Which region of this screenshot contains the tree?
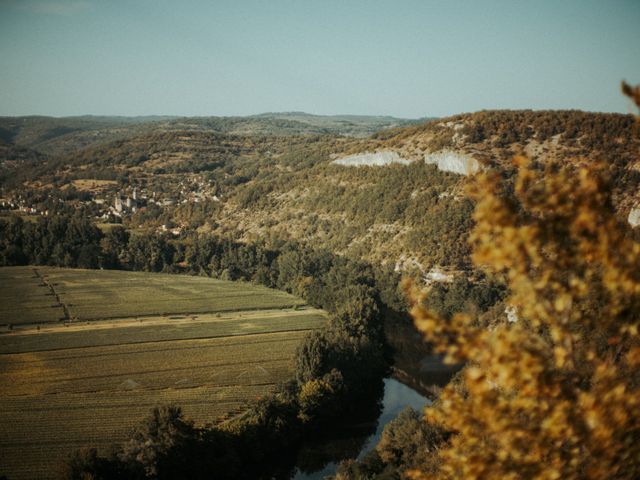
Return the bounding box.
[297,369,345,424]
[127,233,174,272]
[407,156,640,479]
[58,447,140,480]
[119,406,195,477]
[376,407,446,471]
[333,284,380,336]
[100,226,130,269]
[77,244,101,269]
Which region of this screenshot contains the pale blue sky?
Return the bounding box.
[1,0,639,117]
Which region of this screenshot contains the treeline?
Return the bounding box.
[0,214,104,268]
[458,110,636,149]
[0,213,183,273]
[0,215,170,271]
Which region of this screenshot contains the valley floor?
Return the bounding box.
[0,267,326,480]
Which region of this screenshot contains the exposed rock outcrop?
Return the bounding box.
[505,305,519,323]
[628,207,640,227]
[425,267,454,284]
[333,150,411,166]
[424,150,481,176]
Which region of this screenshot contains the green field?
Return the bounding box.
[0,267,326,480]
[0,266,306,326]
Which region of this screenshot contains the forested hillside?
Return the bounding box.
[2,110,637,278]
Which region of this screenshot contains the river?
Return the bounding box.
[292,377,430,479]
[290,314,461,479]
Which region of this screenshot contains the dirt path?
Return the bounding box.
[4,306,326,336]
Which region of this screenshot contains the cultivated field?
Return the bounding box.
[0,266,306,327]
[0,267,65,326]
[0,266,325,480]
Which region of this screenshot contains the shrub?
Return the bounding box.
[407,158,640,479]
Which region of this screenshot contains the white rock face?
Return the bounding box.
[394,255,426,274]
[333,150,411,167]
[425,267,454,284]
[505,305,519,323]
[628,208,640,227]
[424,150,480,176]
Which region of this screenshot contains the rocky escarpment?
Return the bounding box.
[628,207,640,227]
[333,150,411,166]
[334,149,481,176]
[423,150,481,176]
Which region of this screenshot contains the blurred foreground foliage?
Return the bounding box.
[407,152,640,478]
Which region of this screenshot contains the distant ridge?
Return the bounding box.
[0,112,424,156]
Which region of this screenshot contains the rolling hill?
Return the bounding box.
[1,110,638,278]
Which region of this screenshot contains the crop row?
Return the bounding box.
[65,293,303,320]
[1,266,308,326]
[0,330,301,479]
[0,384,272,444]
[0,309,326,354]
[0,267,64,325]
[1,331,303,394]
[3,356,294,396]
[0,305,66,326]
[0,384,270,480]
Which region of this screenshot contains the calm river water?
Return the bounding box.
[292,377,430,479]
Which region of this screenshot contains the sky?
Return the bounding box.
[0,0,639,118]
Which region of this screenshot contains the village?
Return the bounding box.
[0,173,220,237]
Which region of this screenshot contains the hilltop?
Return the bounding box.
[0,112,418,158]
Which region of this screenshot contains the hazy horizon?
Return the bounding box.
[1,0,639,118]
[0,107,635,121]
